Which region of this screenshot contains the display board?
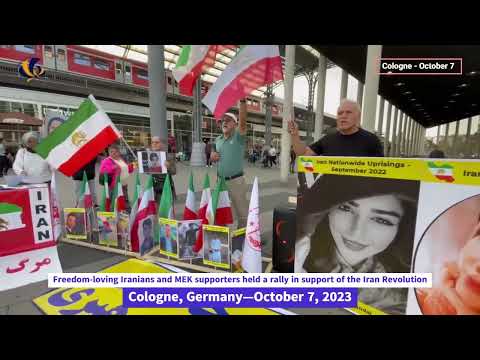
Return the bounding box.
[0,184,62,292]
[297,156,480,315]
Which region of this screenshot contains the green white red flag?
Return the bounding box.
[130,175,157,253]
[193,174,211,253]
[183,173,197,220]
[35,95,121,177]
[78,171,93,209]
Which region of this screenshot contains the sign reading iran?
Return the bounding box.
[28,186,54,244]
[35,95,121,177]
[0,185,55,257]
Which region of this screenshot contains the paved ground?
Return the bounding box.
[0,160,350,315]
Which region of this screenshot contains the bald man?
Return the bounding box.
[288,99,384,157]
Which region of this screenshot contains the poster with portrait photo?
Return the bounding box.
[138,215,157,256]
[64,208,87,241]
[296,174,421,315]
[117,212,130,251]
[159,218,178,258]
[138,151,167,174]
[177,220,202,260]
[203,225,230,269]
[231,228,246,272]
[97,212,117,247]
[407,182,480,315]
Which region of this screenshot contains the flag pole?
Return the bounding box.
[119,136,138,161]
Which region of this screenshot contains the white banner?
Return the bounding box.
[0,246,63,292]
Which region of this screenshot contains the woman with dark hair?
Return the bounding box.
[296,174,420,314]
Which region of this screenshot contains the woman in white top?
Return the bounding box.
[13,132,51,182]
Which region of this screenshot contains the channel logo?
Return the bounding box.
[18,58,45,82]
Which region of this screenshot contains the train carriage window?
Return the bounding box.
[73,52,91,66]
[93,59,110,71]
[0,45,13,49]
[125,64,131,77]
[115,62,122,74]
[44,45,53,58]
[137,68,148,80]
[57,48,66,62]
[15,45,35,54]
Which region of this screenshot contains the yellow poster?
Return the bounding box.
[33,259,282,315]
[298,156,480,186]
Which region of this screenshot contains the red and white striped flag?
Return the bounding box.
[192,174,211,253]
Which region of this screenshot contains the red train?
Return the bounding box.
[0,45,283,116]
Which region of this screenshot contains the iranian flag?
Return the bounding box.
[130,175,157,252]
[129,173,142,239]
[242,177,262,273]
[111,175,126,213]
[203,45,284,119]
[158,175,174,219]
[131,172,143,209]
[302,160,314,172]
[35,95,121,177]
[192,174,211,253]
[428,162,455,183]
[172,45,220,96]
[100,173,111,212]
[207,177,233,226]
[183,173,197,220]
[78,171,93,209]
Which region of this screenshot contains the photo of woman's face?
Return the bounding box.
[455,229,480,311]
[328,194,404,266]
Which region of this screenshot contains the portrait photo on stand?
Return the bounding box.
[117,212,130,251]
[97,212,118,247]
[177,220,202,260]
[159,219,178,258]
[296,174,421,315]
[414,193,480,315]
[64,208,87,240]
[231,228,246,272]
[139,215,157,256]
[203,225,230,269]
[138,151,167,174]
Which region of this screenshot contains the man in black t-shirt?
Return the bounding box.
[288,99,384,157]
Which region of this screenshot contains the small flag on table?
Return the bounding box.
[183,173,197,220]
[193,174,211,253]
[130,175,157,253]
[112,175,126,213]
[158,175,175,219]
[100,173,111,212]
[78,171,93,209]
